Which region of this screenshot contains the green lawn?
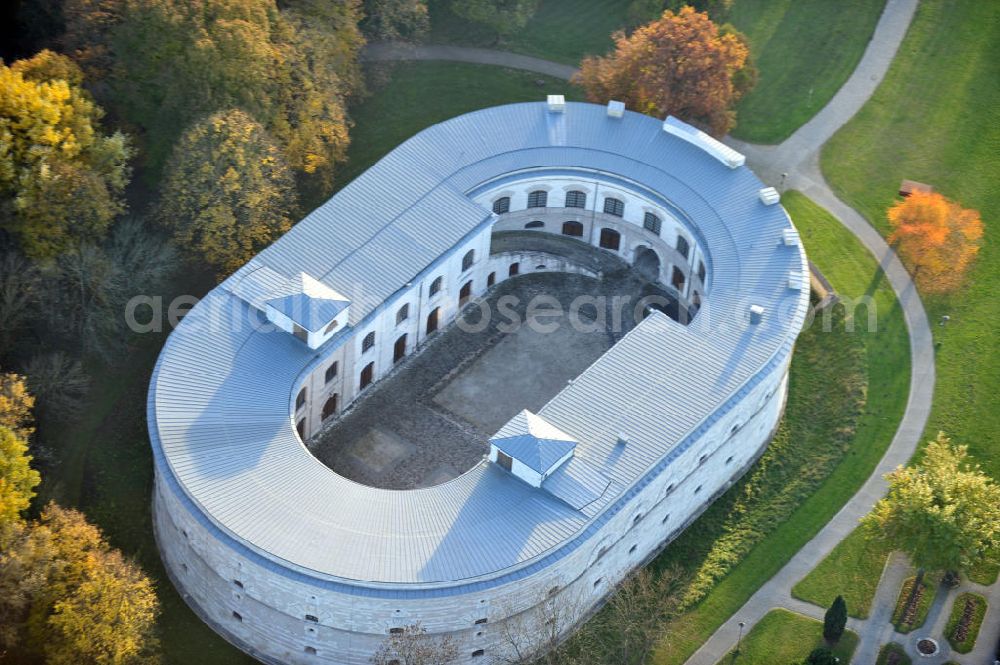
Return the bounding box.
[425,0,629,65]
[728,0,886,143]
[891,574,939,634]
[822,0,1000,478]
[714,609,859,665]
[339,62,582,188]
[945,592,987,654]
[650,191,909,664]
[792,527,891,619]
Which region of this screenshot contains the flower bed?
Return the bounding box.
[891,575,938,633]
[945,592,987,653]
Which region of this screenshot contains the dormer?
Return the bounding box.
[489,410,577,487]
[264,272,351,349]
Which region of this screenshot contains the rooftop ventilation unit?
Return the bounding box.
[788,271,806,290]
[782,228,800,246]
[759,187,780,205]
[617,433,630,446]
[662,116,745,169]
[547,95,566,113]
[749,305,765,325]
[607,100,625,118]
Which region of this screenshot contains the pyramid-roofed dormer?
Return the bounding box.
[265,272,350,332]
[490,410,577,487]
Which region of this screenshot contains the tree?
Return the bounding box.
[803,646,838,665]
[0,426,40,532]
[574,7,753,136]
[887,191,983,294]
[361,0,429,42]
[371,623,458,665]
[0,51,132,258]
[450,0,539,41]
[90,0,356,185]
[0,252,41,353]
[596,567,683,665]
[0,371,35,440]
[823,595,847,644]
[862,433,1000,585]
[157,110,297,277]
[21,353,90,421]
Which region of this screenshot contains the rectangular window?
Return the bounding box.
[527,190,547,208]
[362,331,376,353]
[698,261,706,283]
[643,212,662,235]
[565,190,586,208]
[492,197,510,214]
[497,451,513,472]
[324,362,338,384]
[396,303,409,325]
[603,197,624,217]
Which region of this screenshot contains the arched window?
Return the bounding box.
[527,190,547,208]
[393,334,407,363]
[487,272,496,287]
[322,394,338,420]
[643,212,662,235]
[296,419,306,438]
[562,220,583,237]
[296,388,306,410]
[324,318,339,335]
[599,228,621,250]
[362,331,376,352]
[603,197,624,217]
[676,235,691,260]
[462,249,475,271]
[426,307,440,334]
[324,361,338,384]
[429,276,443,296]
[508,262,519,277]
[672,266,686,291]
[396,303,409,325]
[360,362,375,390]
[492,196,510,214]
[525,220,544,229]
[459,280,472,306]
[565,190,586,208]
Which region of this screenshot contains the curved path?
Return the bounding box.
[362,0,941,661]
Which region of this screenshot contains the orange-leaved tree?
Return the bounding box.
[887,191,983,294]
[573,6,752,136]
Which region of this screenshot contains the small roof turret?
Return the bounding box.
[491,410,577,481]
[265,272,350,333]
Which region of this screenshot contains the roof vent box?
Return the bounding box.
[782,228,800,246]
[759,187,780,205]
[547,95,566,113]
[788,271,806,290]
[749,304,765,325]
[607,100,625,118]
[490,410,576,487]
[661,116,745,169]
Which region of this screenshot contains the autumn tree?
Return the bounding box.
[887,191,983,294]
[157,110,297,278]
[371,623,458,665]
[0,50,132,258]
[0,426,40,532]
[71,0,357,188]
[574,6,753,136]
[450,0,539,41]
[361,0,429,42]
[0,371,36,440]
[862,433,1000,588]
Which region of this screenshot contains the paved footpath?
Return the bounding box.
[359,3,1000,662]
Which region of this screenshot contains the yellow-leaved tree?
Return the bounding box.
[156,109,298,278]
[0,50,132,258]
[0,426,40,534]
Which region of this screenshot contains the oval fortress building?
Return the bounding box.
[149,99,810,664]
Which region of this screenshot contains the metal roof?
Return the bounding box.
[148,102,809,589]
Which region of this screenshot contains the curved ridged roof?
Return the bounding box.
[148,102,809,587]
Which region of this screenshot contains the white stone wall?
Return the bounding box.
[155,355,790,665]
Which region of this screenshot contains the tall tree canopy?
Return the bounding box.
[0,50,131,258]
[0,426,39,532]
[361,0,429,42]
[157,109,297,278]
[574,7,752,136]
[64,0,359,187]
[450,0,538,40]
[0,371,35,440]
[862,433,1000,576]
[887,191,983,294]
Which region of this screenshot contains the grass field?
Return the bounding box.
[728,0,885,143]
[822,0,1000,477]
[714,609,859,665]
[338,62,582,187]
[650,191,909,664]
[945,592,987,654]
[792,527,891,619]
